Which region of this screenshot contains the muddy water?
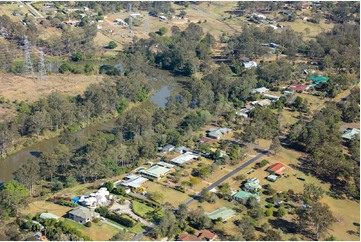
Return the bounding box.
[0,82,175,182]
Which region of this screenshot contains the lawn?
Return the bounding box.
[143,182,190,207]
[63,219,120,241]
[24,200,72,218]
[106,219,145,234]
[132,201,154,218]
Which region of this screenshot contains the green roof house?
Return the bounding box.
[342,128,360,140]
[243,178,261,192]
[233,191,260,203]
[310,75,330,85]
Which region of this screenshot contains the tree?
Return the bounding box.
[234,216,256,241]
[158,27,168,36]
[302,184,324,204]
[262,229,282,241]
[179,10,186,18]
[14,160,40,195]
[270,136,281,155]
[148,191,164,203]
[108,41,118,49]
[296,202,336,240]
[218,183,231,196]
[102,182,114,192]
[0,180,30,217]
[158,209,179,238]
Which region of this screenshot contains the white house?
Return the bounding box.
[243,61,258,69]
[251,87,269,94]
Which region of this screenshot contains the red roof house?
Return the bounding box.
[195,230,218,241]
[267,163,285,175]
[289,84,309,92]
[177,233,201,241]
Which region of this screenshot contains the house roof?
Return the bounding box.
[120,175,149,188]
[195,230,218,240]
[68,207,99,220]
[310,75,329,84]
[177,233,201,241]
[244,61,258,69]
[263,94,280,100]
[289,84,309,91]
[251,87,269,94]
[171,152,198,165]
[342,128,360,140]
[267,163,285,175]
[157,161,175,169]
[39,213,60,220]
[140,165,170,178]
[162,144,175,151]
[233,191,260,201]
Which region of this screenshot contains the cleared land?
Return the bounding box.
[0,73,105,102]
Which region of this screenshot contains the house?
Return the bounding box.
[263,94,280,101]
[267,163,285,175]
[207,127,232,139]
[78,187,110,208]
[243,61,258,69]
[157,161,175,169]
[267,174,278,182]
[68,207,100,224]
[283,90,294,97]
[233,190,260,203]
[289,84,309,92]
[162,144,175,153]
[174,146,189,154]
[139,165,171,180]
[83,6,90,11]
[310,75,330,85]
[116,174,149,188]
[342,128,360,140]
[194,229,218,241]
[115,18,127,26]
[257,99,272,107]
[44,2,55,7]
[42,8,58,13]
[177,233,201,241]
[130,13,141,18]
[13,10,24,16]
[251,87,269,94]
[39,213,60,220]
[244,178,261,192]
[170,152,198,166]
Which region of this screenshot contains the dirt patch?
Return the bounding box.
[0,73,105,102]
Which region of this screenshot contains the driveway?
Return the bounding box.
[110,200,153,227]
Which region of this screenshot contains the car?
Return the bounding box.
[114,208,121,212]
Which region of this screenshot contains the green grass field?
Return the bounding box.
[132,201,154,218]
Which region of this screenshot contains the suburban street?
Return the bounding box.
[183,148,269,207]
[132,147,269,241]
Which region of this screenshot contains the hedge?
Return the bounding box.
[95,207,136,228]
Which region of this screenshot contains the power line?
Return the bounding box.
[23,35,34,77]
[38,49,47,81]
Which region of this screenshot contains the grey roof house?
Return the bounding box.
[68,207,100,224]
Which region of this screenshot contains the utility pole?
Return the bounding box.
[23,35,34,77]
[38,49,47,80]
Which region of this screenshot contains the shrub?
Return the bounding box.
[256,159,269,168]
[113,186,126,196]
[93,218,100,223]
[108,41,118,49]
[95,207,136,227]
[85,221,92,227]
[265,209,273,217]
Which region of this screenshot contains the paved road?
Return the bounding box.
[23,1,43,18]
[183,148,269,207]
[132,146,269,241]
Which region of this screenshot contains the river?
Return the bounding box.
[0,78,175,182]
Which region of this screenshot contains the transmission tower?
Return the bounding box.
[145,13,150,36]
[38,50,47,80]
[127,3,133,36]
[23,35,34,76]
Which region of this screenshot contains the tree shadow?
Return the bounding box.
[268,218,298,234]
[30,151,42,158]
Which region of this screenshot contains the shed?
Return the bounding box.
[119,175,149,188]
[170,152,198,166]
[140,165,171,180]
[267,175,278,182]
[263,94,280,100]
[162,144,175,153]
[39,213,60,220]
[157,161,175,169]
[13,10,24,16]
